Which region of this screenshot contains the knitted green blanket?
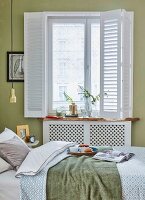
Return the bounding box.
[47,156,122,200]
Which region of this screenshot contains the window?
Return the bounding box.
[48,19,100,112]
[59,86,67,101]
[51,21,85,111]
[24,10,133,118]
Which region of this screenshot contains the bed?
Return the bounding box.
[1,128,145,200]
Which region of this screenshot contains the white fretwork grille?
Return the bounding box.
[90,124,125,146]
[49,124,84,143]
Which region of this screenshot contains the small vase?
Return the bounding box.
[84,97,92,117]
[91,101,100,117]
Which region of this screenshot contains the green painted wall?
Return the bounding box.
[0,0,144,146]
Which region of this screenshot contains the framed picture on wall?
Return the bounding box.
[16,125,29,141]
[7,51,24,82]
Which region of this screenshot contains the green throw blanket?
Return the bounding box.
[47,156,122,200]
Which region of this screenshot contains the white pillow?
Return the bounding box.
[0,128,15,142]
[0,128,28,148]
[0,157,13,174]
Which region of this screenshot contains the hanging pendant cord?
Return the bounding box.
[11,0,13,88]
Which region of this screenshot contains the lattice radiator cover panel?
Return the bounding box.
[49,124,84,143]
[43,121,131,146]
[90,124,125,146]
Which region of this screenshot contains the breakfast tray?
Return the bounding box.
[68,151,97,156]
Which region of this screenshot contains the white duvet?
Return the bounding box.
[16,141,75,177]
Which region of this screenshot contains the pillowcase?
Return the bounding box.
[0,128,29,147]
[0,128,30,169]
[0,157,13,174]
[0,128,16,142]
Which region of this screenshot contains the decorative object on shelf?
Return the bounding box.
[91,102,100,117]
[64,91,74,104]
[65,114,78,117]
[46,115,63,119]
[9,0,16,103]
[80,107,87,118]
[84,97,92,117]
[7,51,24,82]
[69,103,78,115]
[25,135,30,143]
[78,85,100,104]
[56,107,65,117]
[16,125,39,148]
[29,135,35,143]
[78,85,100,117]
[64,91,78,116]
[26,140,39,148]
[16,125,29,142]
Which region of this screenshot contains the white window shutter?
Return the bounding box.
[100,10,122,118]
[24,12,47,117]
[122,10,133,118]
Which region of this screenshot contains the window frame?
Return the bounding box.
[24,11,133,118]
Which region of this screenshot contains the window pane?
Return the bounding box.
[52,23,85,110]
[91,23,100,111]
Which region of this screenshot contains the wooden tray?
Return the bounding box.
[68,151,97,156]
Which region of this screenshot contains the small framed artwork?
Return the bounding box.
[7,51,24,82]
[16,125,29,141]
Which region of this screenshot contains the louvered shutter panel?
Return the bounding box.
[24,12,47,117]
[122,10,133,118]
[100,10,122,118]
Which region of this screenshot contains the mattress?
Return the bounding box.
[0,146,145,200]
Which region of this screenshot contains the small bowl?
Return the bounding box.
[90,147,98,152]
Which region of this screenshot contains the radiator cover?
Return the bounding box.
[43,121,131,146]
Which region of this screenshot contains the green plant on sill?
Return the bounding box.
[64,91,74,104]
[78,85,100,105]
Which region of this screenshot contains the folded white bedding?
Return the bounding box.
[16,141,75,177]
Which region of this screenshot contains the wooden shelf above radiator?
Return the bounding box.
[42,117,140,122]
